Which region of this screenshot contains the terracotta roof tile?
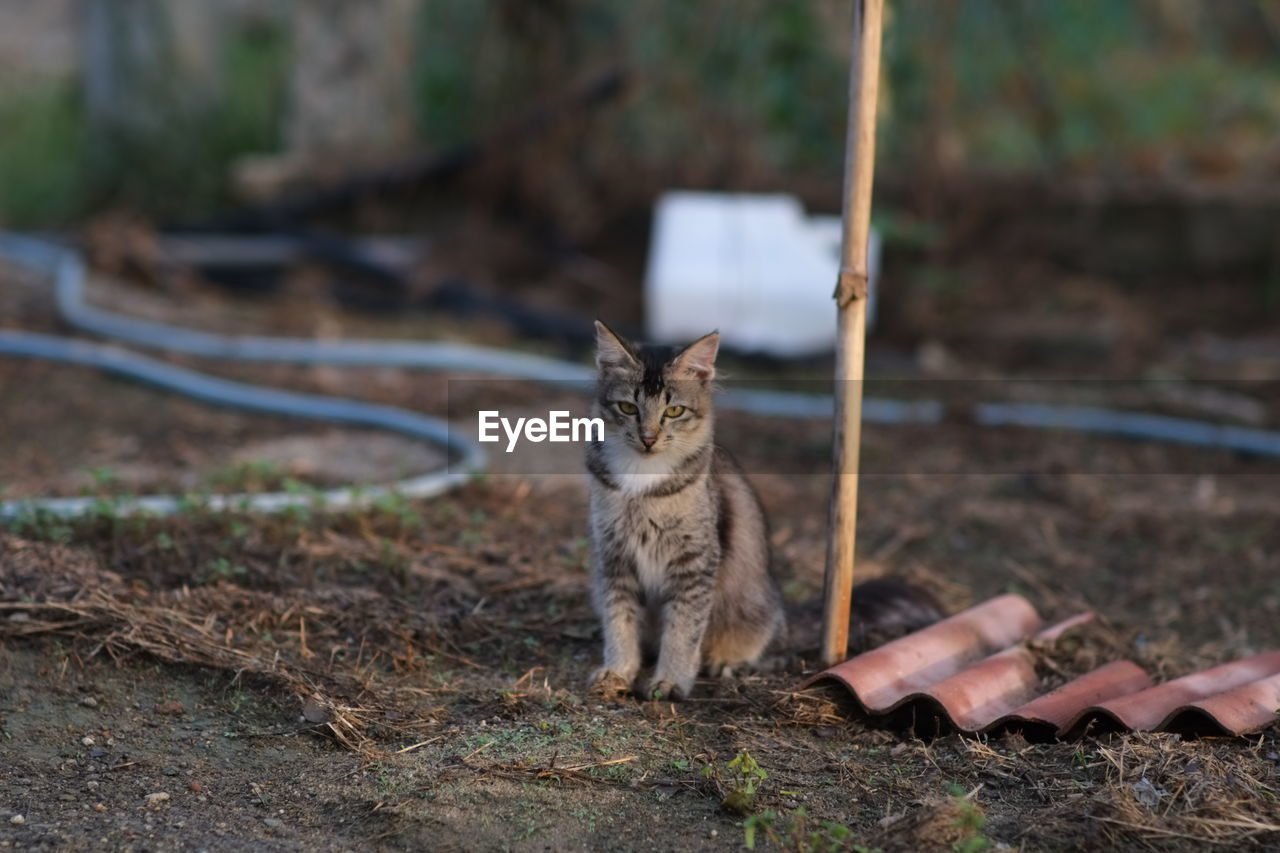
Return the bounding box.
[807,595,1280,739]
[1063,651,1280,737]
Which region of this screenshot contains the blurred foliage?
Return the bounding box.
[0,83,89,224]
[887,0,1280,177]
[1,0,1278,226]
[414,0,1279,181]
[0,18,287,225]
[415,0,851,179]
[83,18,289,220]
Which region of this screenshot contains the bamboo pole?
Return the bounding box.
[821,0,885,667]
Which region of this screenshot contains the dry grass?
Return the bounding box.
[1,530,473,755]
[1092,734,1280,847]
[869,789,989,853]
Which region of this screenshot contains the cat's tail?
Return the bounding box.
[786,577,947,658]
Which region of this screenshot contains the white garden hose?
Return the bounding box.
[1,231,1278,519]
[0,328,485,518]
[0,234,488,518]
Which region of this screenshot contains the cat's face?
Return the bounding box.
[592,321,717,459]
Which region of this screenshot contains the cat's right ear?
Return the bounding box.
[595,320,640,373]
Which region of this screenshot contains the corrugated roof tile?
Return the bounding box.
[807,595,1280,739]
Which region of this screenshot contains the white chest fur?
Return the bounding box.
[633,525,671,596]
[589,439,712,596]
[606,452,681,494]
[593,486,710,601]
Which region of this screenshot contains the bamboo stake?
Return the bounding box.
[821,0,885,667]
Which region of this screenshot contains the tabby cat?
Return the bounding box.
[585,322,944,700]
[585,321,782,700]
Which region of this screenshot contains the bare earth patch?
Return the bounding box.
[3,453,1278,851]
[2,262,1279,850]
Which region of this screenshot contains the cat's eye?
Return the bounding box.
[616,401,638,415]
[664,405,686,418]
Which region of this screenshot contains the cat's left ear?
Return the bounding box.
[672,331,719,382]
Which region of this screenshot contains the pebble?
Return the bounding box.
[263,818,284,829]
[89,749,106,759]
[79,697,98,709]
[81,736,95,747]
[163,766,180,776]
[144,792,170,807]
[9,815,24,826]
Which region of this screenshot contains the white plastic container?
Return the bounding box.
[645,191,879,357]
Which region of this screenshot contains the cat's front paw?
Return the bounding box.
[641,677,692,702]
[587,668,634,699]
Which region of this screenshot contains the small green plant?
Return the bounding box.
[88,495,126,522]
[743,810,777,850]
[5,506,74,543]
[203,556,248,583]
[371,492,424,531]
[713,750,769,815]
[88,467,121,491]
[175,492,213,516]
[207,460,286,493]
[795,813,862,853]
[740,806,878,852]
[945,784,991,853]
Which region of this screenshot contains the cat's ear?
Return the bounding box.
[672,331,719,382]
[595,320,640,373]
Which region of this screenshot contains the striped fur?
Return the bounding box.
[586,321,784,700]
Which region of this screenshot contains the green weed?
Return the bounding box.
[945,784,991,853]
[705,749,769,815]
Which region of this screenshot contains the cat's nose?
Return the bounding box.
[640,434,657,448]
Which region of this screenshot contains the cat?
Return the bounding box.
[585,321,944,701]
[585,321,782,700]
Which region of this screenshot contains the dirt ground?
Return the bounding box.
[2,251,1280,851]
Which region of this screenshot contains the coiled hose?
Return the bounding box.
[2,231,1278,519]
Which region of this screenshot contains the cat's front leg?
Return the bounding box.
[589,555,643,696]
[646,554,715,700]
